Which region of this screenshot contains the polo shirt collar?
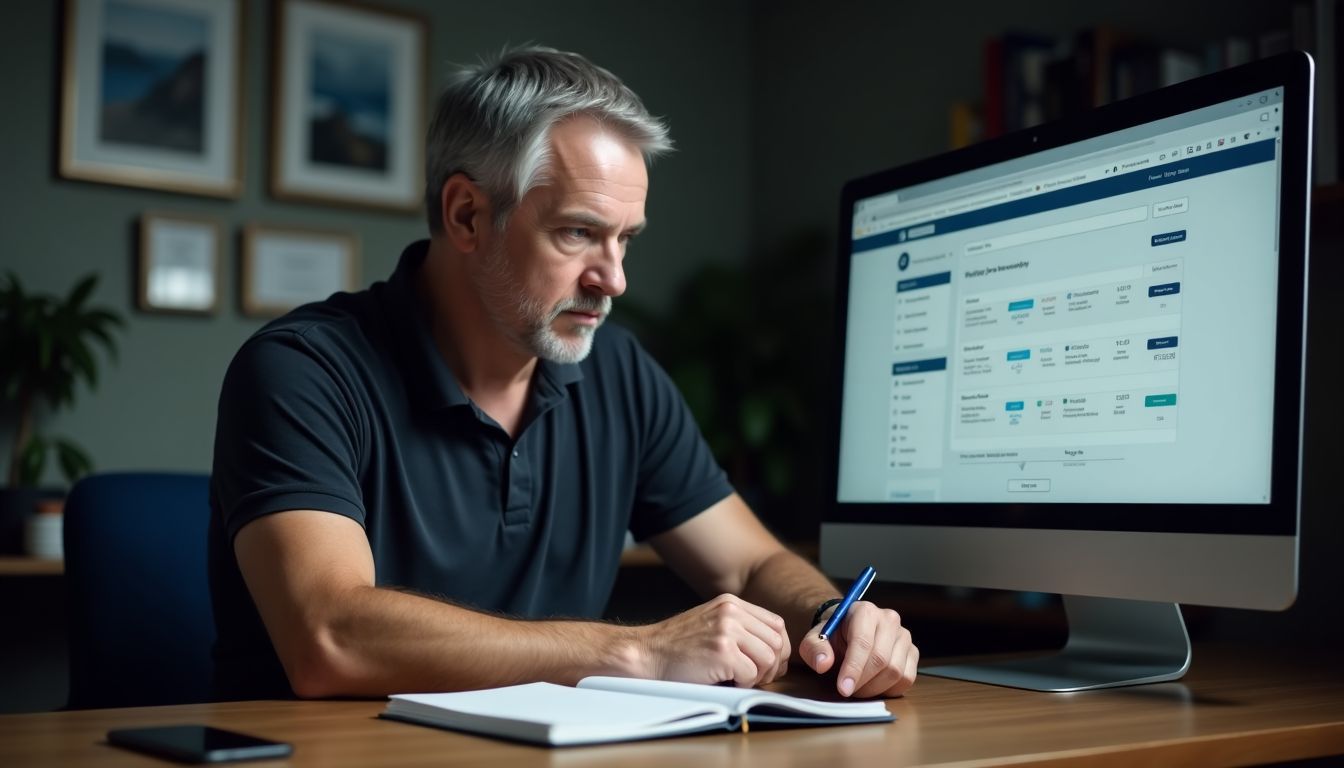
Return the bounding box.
[383,240,585,414]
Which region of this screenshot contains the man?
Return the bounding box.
[209,46,917,701]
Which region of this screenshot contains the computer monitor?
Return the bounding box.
[821,52,1313,691]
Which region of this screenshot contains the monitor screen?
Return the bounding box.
[839,91,1283,508]
[822,53,1311,623]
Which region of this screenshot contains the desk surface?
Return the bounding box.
[0,556,63,575]
[2,645,1341,768]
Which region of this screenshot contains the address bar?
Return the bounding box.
[963,205,1149,257]
[876,189,1012,229]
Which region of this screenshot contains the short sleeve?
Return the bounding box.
[211,329,366,543]
[625,336,734,541]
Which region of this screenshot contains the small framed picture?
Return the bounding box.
[60,0,244,197]
[270,0,427,212]
[241,224,360,317]
[137,212,222,315]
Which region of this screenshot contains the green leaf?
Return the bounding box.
[66,274,98,311]
[67,336,98,389]
[85,323,120,362]
[3,271,23,298]
[37,326,52,371]
[739,393,775,448]
[18,434,47,487]
[53,438,93,485]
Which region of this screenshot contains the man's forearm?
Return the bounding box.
[289,585,643,698]
[737,549,842,656]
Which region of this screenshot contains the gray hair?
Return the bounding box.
[425,46,673,233]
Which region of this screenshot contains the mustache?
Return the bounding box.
[553,294,612,316]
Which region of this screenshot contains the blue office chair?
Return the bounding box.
[63,472,216,709]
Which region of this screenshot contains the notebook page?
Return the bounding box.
[389,682,727,729]
[577,677,890,719]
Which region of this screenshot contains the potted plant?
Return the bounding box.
[0,272,124,553]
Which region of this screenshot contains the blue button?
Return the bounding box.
[1147,336,1179,349]
[1149,282,1181,297]
[1005,401,1024,411]
[1144,394,1178,407]
[1007,299,1035,311]
[1006,349,1031,361]
[892,357,948,376]
[896,271,952,293]
[1151,230,1187,246]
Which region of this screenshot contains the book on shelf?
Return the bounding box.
[381,676,895,747]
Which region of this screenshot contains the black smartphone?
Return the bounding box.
[106,725,293,763]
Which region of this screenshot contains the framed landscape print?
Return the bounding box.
[138,211,222,314]
[60,0,243,197]
[241,224,360,317]
[271,0,427,212]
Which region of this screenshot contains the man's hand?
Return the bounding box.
[636,593,791,688]
[798,602,917,698]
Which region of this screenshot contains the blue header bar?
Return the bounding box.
[853,138,1276,255]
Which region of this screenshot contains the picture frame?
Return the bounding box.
[271,0,428,212]
[241,224,360,317]
[60,0,244,197]
[137,211,222,315]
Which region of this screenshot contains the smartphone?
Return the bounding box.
[107,725,293,763]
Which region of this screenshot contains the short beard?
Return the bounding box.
[472,240,610,364]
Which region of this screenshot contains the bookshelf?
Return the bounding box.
[956,4,1340,185]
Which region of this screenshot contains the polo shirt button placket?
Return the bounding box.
[503,442,531,527]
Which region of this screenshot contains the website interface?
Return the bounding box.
[838,88,1284,505]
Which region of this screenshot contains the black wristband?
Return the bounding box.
[811,598,843,628]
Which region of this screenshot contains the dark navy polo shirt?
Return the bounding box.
[207,240,733,699]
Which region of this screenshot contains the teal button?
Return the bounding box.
[1144,394,1178,407]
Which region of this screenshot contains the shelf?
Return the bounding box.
[0,557,63,576]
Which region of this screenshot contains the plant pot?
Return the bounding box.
[24,512,63,560]
[0,487,61,555]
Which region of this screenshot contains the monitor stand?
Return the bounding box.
[920,595,1191,692]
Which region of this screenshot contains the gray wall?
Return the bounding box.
[0,0,753,482]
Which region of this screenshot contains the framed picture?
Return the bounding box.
[60,0,244,197]
[137,212,222,314]
[241,224,360,317]
[271,0,427,212]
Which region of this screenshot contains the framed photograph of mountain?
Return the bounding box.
[60,0,243,197]
[271,0,427,212]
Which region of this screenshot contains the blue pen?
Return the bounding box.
[818,566,877,641]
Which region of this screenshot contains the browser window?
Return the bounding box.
[837,88,1285,505]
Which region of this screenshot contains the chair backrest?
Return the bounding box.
[63,472,215,709]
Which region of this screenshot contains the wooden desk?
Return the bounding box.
[0,556,63,576]
[1,646,1341,767]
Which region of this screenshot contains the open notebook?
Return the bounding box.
[381,676,894,746]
